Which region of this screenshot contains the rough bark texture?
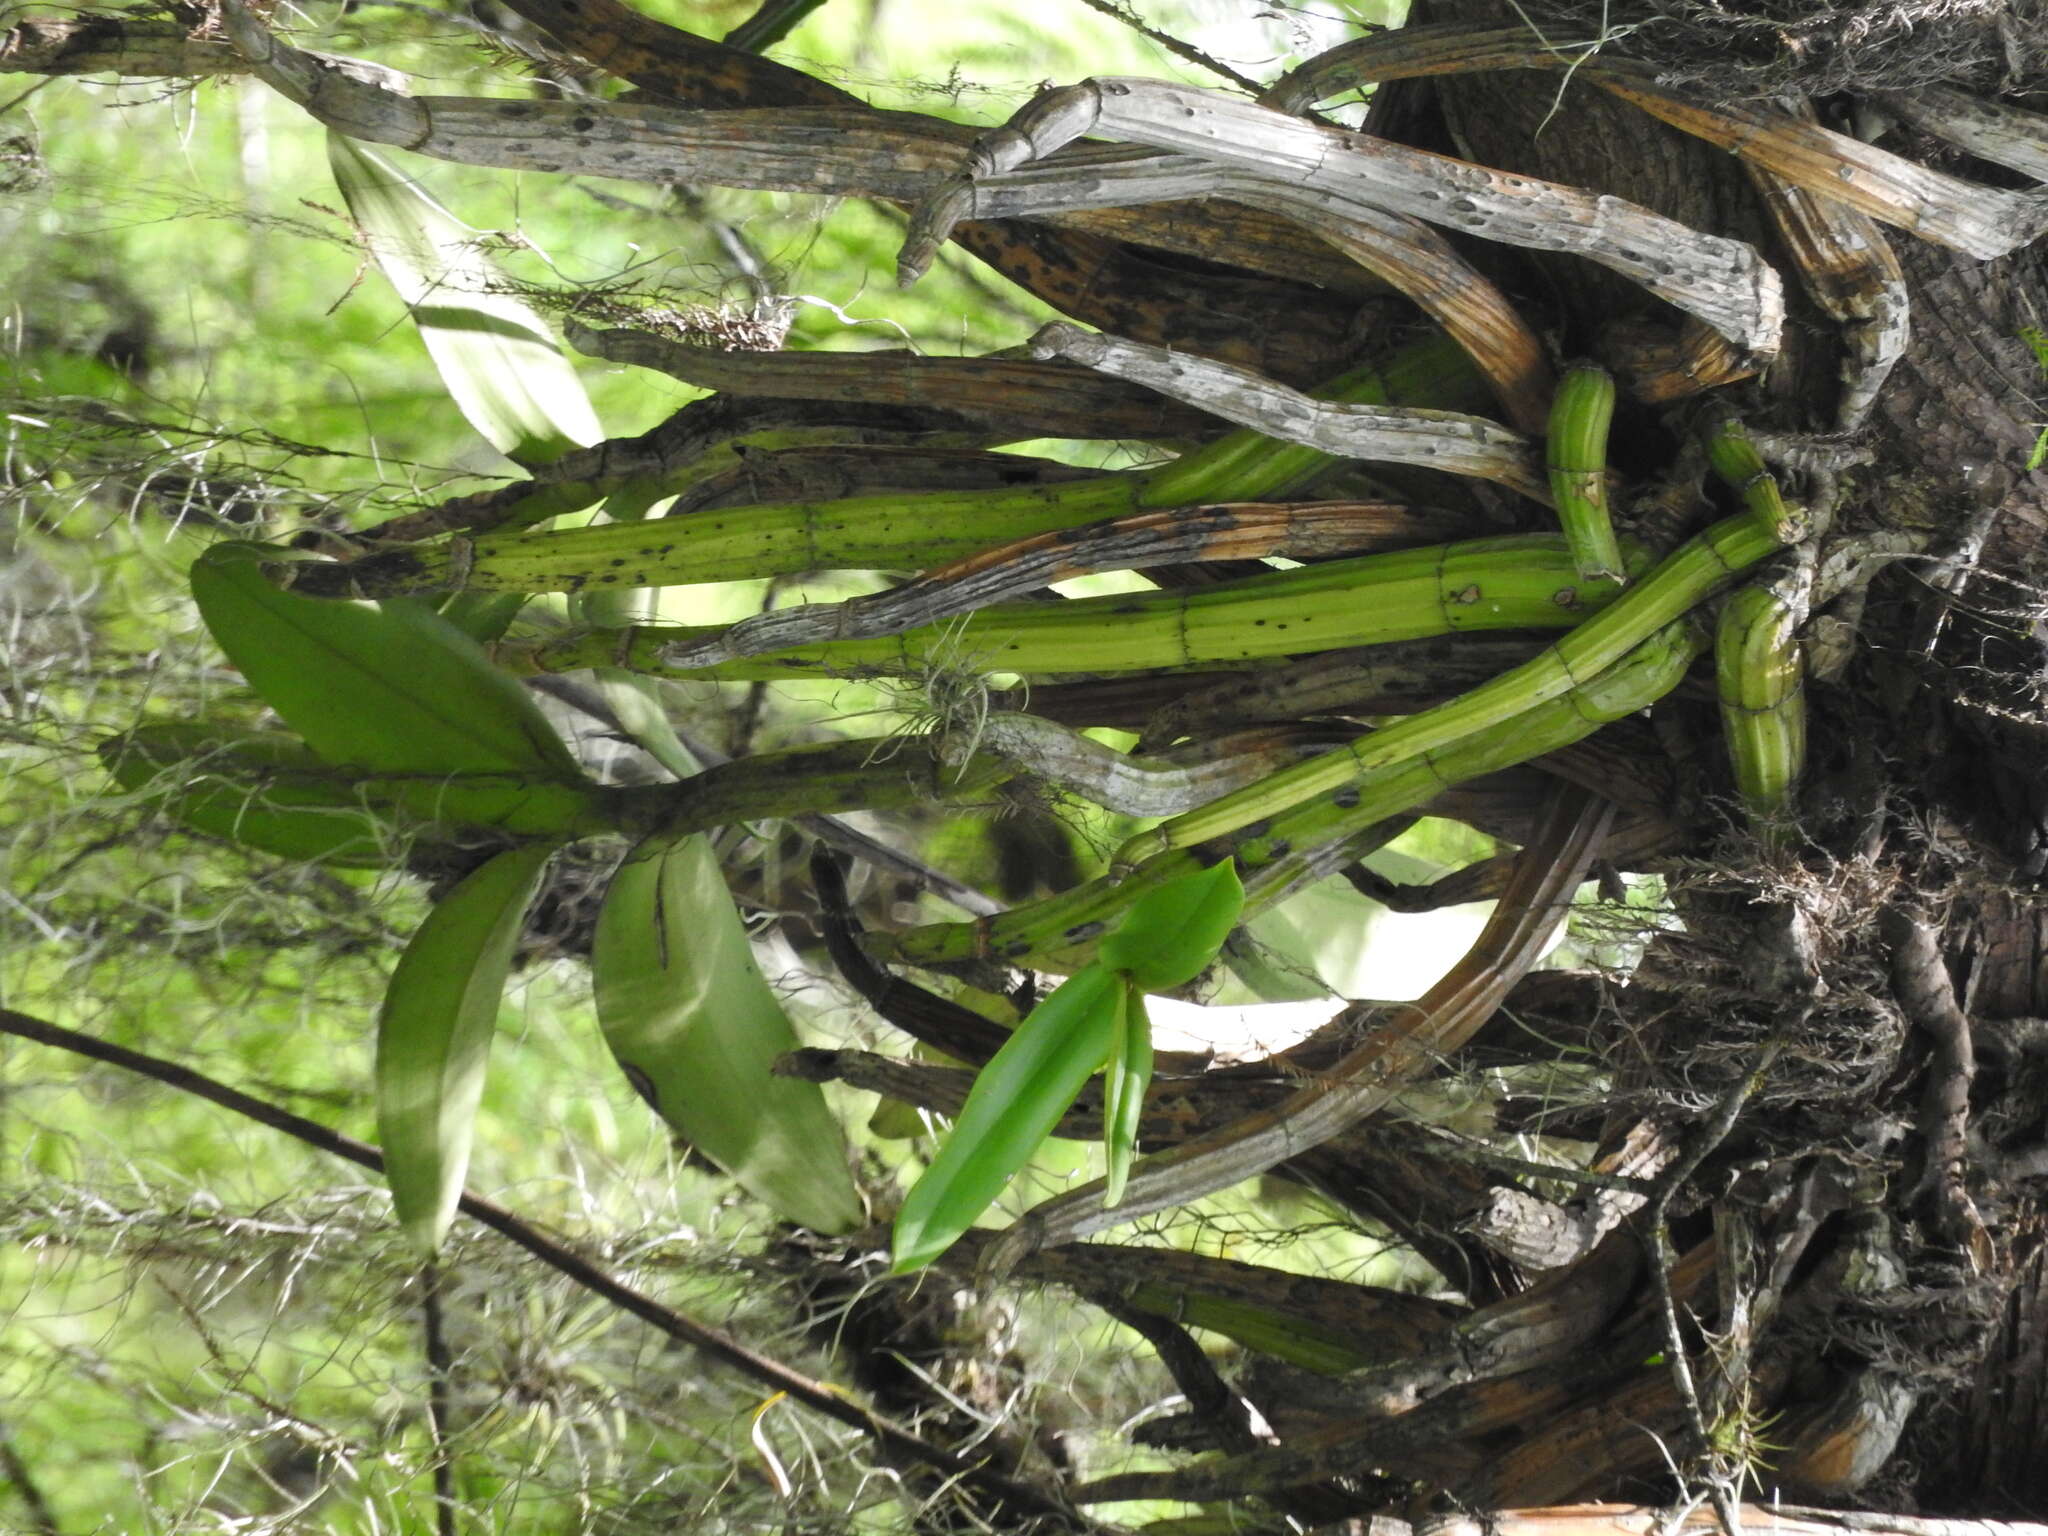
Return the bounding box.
[1428,0,2048,1514]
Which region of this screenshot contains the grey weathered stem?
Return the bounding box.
[901,76,1784,355]
[1745,99,1909,431]
[1875,85,2048,185]
[951,715,1337,817]
[0,14,404,85]
[1027,323,1549,501]
[1267,23,2048,260]
[956,160,1557,431]
[197,0,1342,292]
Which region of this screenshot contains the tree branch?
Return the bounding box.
[0,1007,1088,1531]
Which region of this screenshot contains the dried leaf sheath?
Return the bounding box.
[1877,85,2048,184]
[561,326,1224,443]
[949,716,1345,819]
[970,171,1560,431]
[1026,324,1549,501]
[1742,101,1909,432]
[1268,23,2048,260]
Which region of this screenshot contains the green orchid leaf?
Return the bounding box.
[191,542,587,789]
[328,135,602,466]
[892,963,1123,1272]
[430,592,531,645]
[100,720,619,850]
[376,842,555,1254]
[592,834,863,1234]
[592,669,700,783]
[100,723,400,867]
[1097,859,1246,992]
[1101,981,1152,1207]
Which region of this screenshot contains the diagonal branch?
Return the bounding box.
[0,1007,1089,1530]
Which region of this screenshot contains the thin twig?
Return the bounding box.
[1419,1130,1661,1195]
[0,1425,62,1536]
[0,1007,1086,1531]
[1069,0,1265,95]
[420,1262,458,1536]
[1086,1294,1276,1454]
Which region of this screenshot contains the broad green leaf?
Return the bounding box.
[101,723,398,867]
[592,834,863,1234]
[1097,859,1246,992]
[1101,981,1151,1207]
[593,669,700,782]
[377,842,555,1254]
[101,721,617,849]
[328,135,602,465]
[191,543,588,796]
[892,963,1122,1272]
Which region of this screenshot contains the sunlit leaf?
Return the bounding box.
[328,135,602,465]
[377,842,555,1254]
[1097,859,1245,992]
[892,962,1122,1272]
[191,542,588,792]
[592,833,863,1234]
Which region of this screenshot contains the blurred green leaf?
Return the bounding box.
[594,669,700,782]
[1097,859,1245,992]
[102,717,618,844]
[592,834,863,1233]
[1218,926,1333,1003]
[377,841,555,1254]
[892,962,1122,1272]
[327,135,602,465]
[430,591,531,645]
[100,723,399,866]
[191,542,588,790]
